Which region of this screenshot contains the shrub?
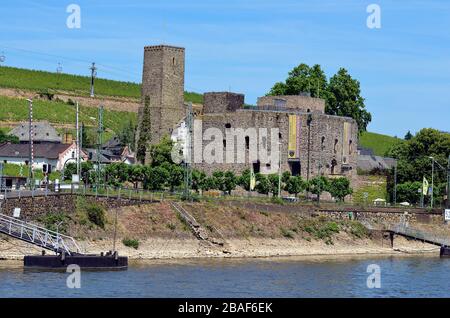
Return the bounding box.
[86,203,106,229]
[280,227,295,239]
[167,223,176,231]
[271,196,284,205]
[122,238,139,249]
[38,212,69,234]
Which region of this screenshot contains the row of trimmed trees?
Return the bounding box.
[64,136,353,201]
[78,162,352,202]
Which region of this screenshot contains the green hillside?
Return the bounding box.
[0,66,203,103]
[0,95,136,134]
[359,131,402,156]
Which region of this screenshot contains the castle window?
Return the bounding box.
[225,123,231,129]
[172,57,175,66]
[307,109,311,113]
[245,136,250,150]
[334,139,338,154]
[253,161,261,174]
[279,133,282,140]
[331,159,337,175]
[223,139,226,149]
[289,161,301,176]
[349,140,353,155]
[321,136,325,150]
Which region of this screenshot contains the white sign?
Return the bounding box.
[13,208,21,218]
[72,175,80,183]
[445,209,450,221]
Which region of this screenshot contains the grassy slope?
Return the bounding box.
[0,66,203,103]
[359,131,402,156]
[0,95,137,133]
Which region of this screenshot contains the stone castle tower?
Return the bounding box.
[136,45,185,164]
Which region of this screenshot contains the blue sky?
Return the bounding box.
[0,0,449,137]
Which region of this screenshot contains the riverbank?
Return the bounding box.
[0,235,439,261]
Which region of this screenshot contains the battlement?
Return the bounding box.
[257,95,325,114]
[203,92,245,114]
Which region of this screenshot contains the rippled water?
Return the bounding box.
[0,255,449,298]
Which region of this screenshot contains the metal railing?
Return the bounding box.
[389,223,450,247]
[0,213,81,255]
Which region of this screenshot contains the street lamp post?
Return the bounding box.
[278,141,282,198]
[429,157,435,208]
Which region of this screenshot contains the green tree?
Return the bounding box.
[0,130,19,144]
[307,176,329,200]
[128,165,145,189]
[267,174,281,196]
[404,130,413,141]
[386,128,450,205]
[327,68,371,132]
[396,181,422,204]
[284,175,306,197]
[192,169,207,193]
[118,119,136,151]
[211,171,237,195]
[143,166,169,191]
[136,96,151,163]
[105,162,130,187]
[223,171,238,195]
[149,136,174,167]
[267,64,372,132]
[328,177,353,202]
[269,64,328,99]
[81,124,97,148]
[255,173,270,196]
[162,162,184,192]
[200,176,217,192]
[238,169,252,191]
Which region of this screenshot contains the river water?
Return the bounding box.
[0,255,449,298]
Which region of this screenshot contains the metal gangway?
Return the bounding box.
[389,223,450,247]
[0,213,81,255]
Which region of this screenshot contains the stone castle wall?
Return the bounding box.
[194,100,358,183]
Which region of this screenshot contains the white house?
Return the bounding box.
[0,142,87,173]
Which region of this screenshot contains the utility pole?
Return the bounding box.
[394,162,398,206]
[278,141,282,198]
[184,102,193,200]
[96,106,104,188]
[76,101,80,180]
[27,99,34,190]
[447,155,450,209]
[306,113,312,200]
[90,62,97,98]
[430,157,435,209]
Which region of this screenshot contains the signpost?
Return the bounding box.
[444,209,450,222]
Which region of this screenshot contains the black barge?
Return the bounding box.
[24,251,128,270]
[440,246,450,258]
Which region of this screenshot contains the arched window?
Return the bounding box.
[349,140,353,155]
[225,123,231,129]
[334,139,338,154]
[321,136,325,150]
[245,136,250,150]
